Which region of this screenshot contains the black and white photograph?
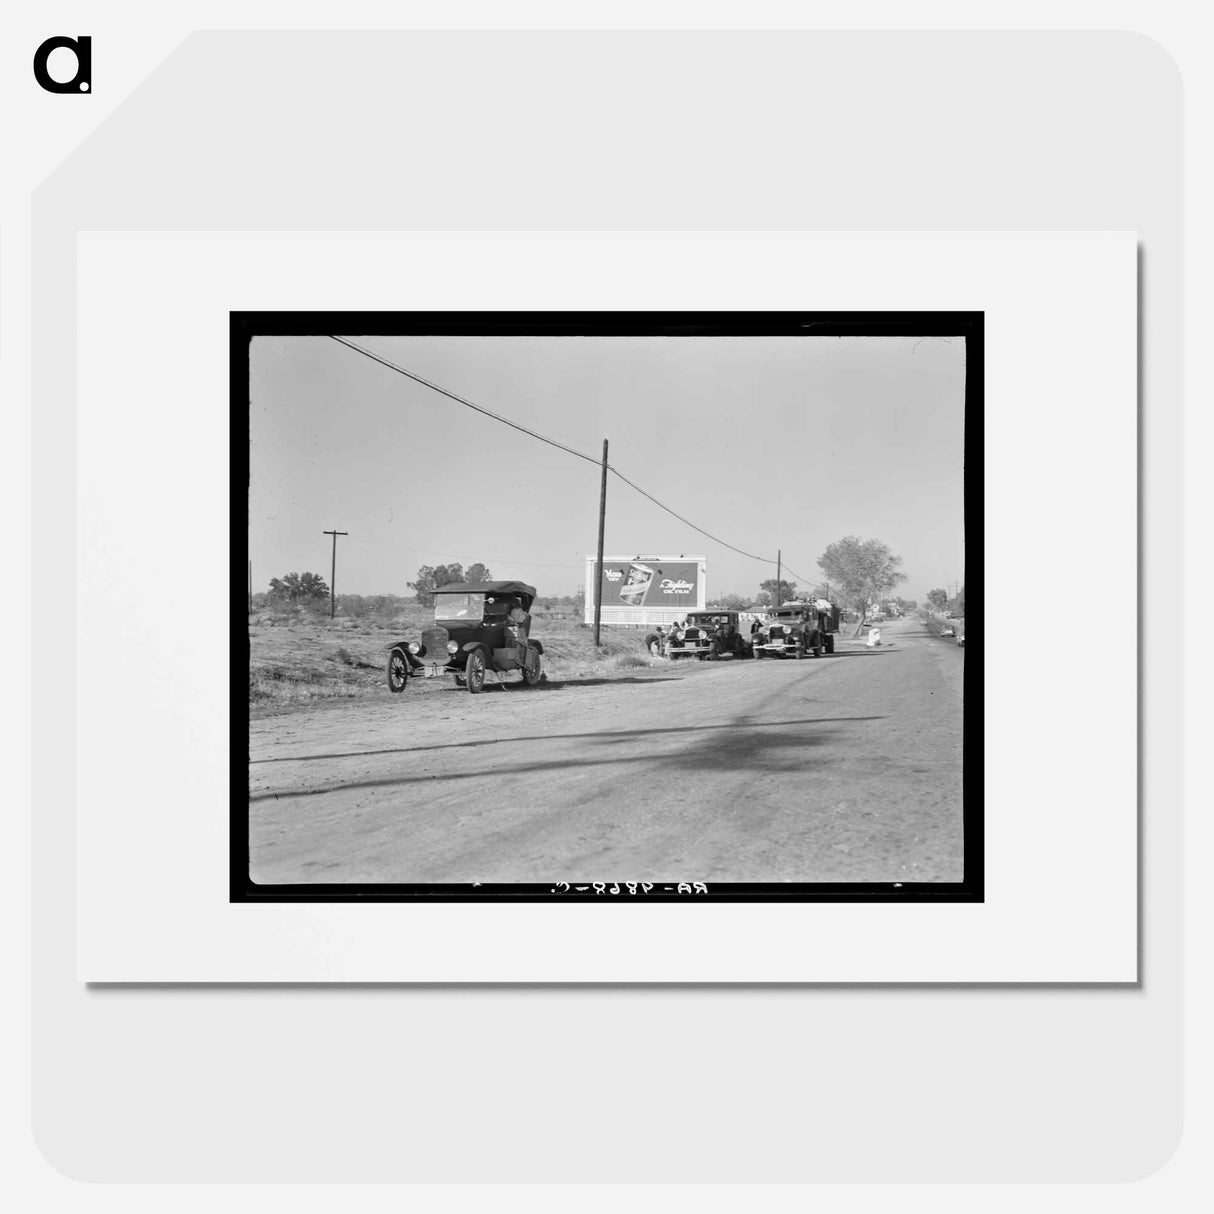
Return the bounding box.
[238,312,979,901]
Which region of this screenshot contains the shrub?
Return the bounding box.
[612,653,651,669]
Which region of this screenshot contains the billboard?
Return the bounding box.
[584,555,707,619]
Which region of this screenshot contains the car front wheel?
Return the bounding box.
[465,649,486,694]
[387,650,409,693]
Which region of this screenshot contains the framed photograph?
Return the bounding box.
[75,230,1136,981]
[237,310,982,905]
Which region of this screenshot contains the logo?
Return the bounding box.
[603,568,623,582]
[660,579,694,595]
[34,36,91,93]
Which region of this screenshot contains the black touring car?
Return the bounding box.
[387,580,544,695]
[665,610,751,660]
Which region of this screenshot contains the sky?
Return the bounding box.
[248,333,967,603]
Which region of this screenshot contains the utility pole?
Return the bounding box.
[248,560,253,614]
[776,548,782,607]
[323,529,348,619]
[593,439,608,646]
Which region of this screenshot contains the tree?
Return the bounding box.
[926,588,949,611]
[409,564,460,606]
[407,566,438,606]
[407,561,499,605]
[267,571,329,603]
[757,578,797,608]
[817,537,907,636]
[947,585,965,617]
[709,592,750,611]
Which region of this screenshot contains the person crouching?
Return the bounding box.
[645,625,666,657]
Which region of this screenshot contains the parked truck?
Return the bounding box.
[751,599,841,659]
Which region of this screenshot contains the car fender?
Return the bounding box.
[390,643,423,671]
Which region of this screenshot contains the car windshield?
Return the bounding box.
[689,615,728,626]
[434,593,484,622]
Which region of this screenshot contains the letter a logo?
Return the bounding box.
[33,36,92,93]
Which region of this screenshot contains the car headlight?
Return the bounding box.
[675,630,685,641]
[447,641,459,654]
[407,642,421,655]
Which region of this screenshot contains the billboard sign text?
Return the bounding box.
[585,555,706,613]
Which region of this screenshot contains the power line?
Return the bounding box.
[607,467,773,562]
[329,334,805,571]
[777,561,817,586]
[330,336,603,468]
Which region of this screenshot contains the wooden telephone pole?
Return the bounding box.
[323,529,348,619]
[593,439,608,646]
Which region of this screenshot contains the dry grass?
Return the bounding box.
[248,612,679,712]
[249,665,364,704]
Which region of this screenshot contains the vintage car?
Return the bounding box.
[386,580,544,695]
[752,600,840,659]
[665,610,751,660]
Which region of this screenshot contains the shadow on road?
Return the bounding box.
[251,714,888,766]
[819,649,897,658]
[406,674,681,694]
[249,722,844,802]
[535,676,681,689]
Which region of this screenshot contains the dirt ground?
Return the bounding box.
[248,616,966,885]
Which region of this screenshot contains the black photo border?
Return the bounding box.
[233,310,982,903]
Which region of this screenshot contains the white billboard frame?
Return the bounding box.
[583,554,707,626]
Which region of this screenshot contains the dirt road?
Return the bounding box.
[248,617,965,884]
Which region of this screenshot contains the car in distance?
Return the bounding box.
[666,610,751,660]
[752,600,839,659]
[387,580,544,695]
